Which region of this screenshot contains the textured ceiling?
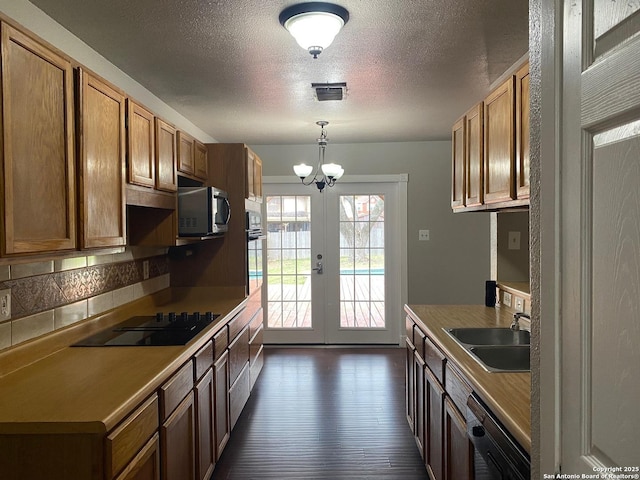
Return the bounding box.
[28,0,528,145]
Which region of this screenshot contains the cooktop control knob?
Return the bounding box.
[155,312,164,322]
[192,312,201,322]
[180,312,189,322]
[205,312,214,321]
[168,312,176,322]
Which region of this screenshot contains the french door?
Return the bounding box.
[262,179,405,345]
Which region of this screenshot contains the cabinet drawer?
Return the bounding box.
[194,340,213,381]
[405,316,414,343]
[413,326,426,360]
[106,394,159,479]
[213,327,228,361]
[250,345,264,391]
[228,308,251,342]
[229,362,250,429]
[160,360,194,421]
[424,337,445,384]
[249,327,264,368]
[445,363,472,415]
[249,308,263,339]
[229,326,250,386]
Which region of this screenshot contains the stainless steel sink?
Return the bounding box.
[468,345,530,373]
[443,327,531,373]
[445,327,530,346]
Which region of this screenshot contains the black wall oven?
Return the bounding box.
[246,204,265,297]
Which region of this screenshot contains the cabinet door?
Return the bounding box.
[161,391,196,480]
[483,76,515,204]
[195,369,215,480]
[177,131,195,175]
[155,118,177,192]
[451,116,465,209]
[214,350,230,460]
[246,147,255,200]
[515,62,530,199]
[1,23,76,255]
[78,69,126,248]
[194,140,208,181]
[253,154,263,203]
[127,99,155,188]
[465,103,484,207]
[114,433,160,480]
[425,367,444,480]
[405,338,415,431]
[413,351,425,458]
[444,398,473,480]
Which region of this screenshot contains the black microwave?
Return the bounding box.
[178,186,231,236]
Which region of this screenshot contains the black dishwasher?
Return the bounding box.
[466,394,530,480]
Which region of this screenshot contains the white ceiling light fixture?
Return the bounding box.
[293,121,344,192]
[279,2,350,59]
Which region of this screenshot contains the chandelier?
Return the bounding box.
[293,121,344,192]
[279,2,350,59]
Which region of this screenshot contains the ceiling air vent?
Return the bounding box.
[312,82,347,101]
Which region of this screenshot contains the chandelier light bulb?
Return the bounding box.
[294,163,314,179]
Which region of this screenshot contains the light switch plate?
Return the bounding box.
[508,231,521,250]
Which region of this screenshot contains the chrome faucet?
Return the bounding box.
[511,312,530,331]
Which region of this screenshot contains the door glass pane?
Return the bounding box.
[266,195,312,328]
[339,194,385,328]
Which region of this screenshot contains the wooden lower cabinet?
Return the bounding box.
[161,391,196,480]
[214,350,230,460]
[229,361,250,430]
[115,433,161,480]
[425,367,444,480]
[195,369,215,480]
[444,398,473,480]
[405,337,415,432]
[414,350,425,456]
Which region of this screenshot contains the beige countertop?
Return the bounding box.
[0,287,246,435]
[405,304,531,454]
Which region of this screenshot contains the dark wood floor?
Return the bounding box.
[211,347,429,480]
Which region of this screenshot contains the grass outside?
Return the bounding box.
[267,256,384,284]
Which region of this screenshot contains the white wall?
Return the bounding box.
[252,141,491,304]
[0,0,216,143]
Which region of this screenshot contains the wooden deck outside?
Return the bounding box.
[267,274,385,329]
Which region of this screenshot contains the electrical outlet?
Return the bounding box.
[0,289,11,321]
[503,292,512,308]
[143,260,150,280]
[515,297,524,312]
[419,229,430,241]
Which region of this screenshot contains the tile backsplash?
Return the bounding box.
[0,247,170,351]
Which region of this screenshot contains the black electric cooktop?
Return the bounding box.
[72,312,220,347]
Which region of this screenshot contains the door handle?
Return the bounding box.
[312,261,323,274]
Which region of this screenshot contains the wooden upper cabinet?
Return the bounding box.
[515,62,530,199]
[465,102,484,207]
[253,154,263,203]
[177,131,195,176]
[245,147,262,202]
[451,117,466,209]
[0,22,76,255]
[126,99,155,188]
[78,68,127,249]
[483,76,516,204]
[155,118,178,192]
[194,140,208,181]
[246,147,256,200]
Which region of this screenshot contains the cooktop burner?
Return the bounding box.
[72,311,220,347]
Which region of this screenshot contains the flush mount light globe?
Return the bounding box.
[279,2,349,58]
